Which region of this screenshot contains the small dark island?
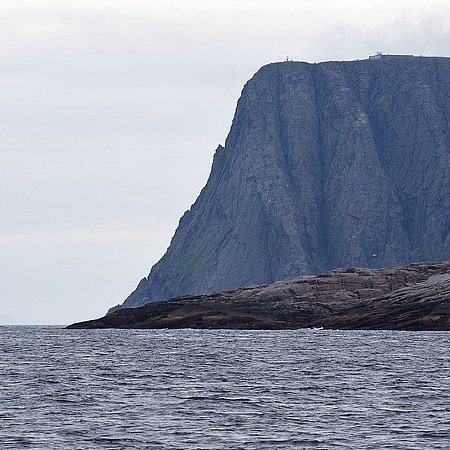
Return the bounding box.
[68,261,450,331]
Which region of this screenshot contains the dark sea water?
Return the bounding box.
[1,327,449,449]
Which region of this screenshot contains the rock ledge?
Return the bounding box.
[68,261,450,330]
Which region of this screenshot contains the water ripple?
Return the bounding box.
[0,326,449,449]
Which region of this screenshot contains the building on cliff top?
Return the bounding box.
[369,51,415,60]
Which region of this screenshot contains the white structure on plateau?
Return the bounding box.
[369,51,415,60]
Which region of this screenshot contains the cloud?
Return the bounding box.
[2,0,450,323]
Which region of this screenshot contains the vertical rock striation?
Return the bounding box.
[113,56,450,311]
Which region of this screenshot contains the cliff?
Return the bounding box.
[69,261,450,330]
[114,56,450,311]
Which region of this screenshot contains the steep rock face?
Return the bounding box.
[116,56,450,311]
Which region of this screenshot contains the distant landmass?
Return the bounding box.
[69,261,450,330]
[111,55,450,313]
[0,315,19,325]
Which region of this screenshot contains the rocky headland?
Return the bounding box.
[113,56,450,313]
[69,261,450,330]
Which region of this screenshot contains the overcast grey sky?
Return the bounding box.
[2,0,450,324]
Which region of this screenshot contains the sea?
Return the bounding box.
[1,326,449,449]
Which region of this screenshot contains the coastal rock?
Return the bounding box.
[70,261,450,330]
[114,56,450,312]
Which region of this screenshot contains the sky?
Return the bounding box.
[2,0,450,325]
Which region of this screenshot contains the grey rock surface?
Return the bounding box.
[113,56,450,311]
[72,261,450,330]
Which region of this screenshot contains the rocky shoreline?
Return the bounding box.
[68,261,450,331]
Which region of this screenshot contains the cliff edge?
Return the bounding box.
[114,56,450,312]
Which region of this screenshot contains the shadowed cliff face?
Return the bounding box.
[115,56,450,311]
